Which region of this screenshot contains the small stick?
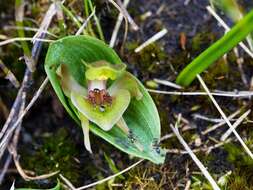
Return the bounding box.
[134,28,168,53]
[153,78,182,89]
[75,8,96,36]
[221,109,251,141]
[4,26,58,38]
[32,2,59,43]
[0,37,54,47]
[0,59,20,88]
[109,0,130,47]
[0,78,49,158]
[169,116,220,190]
[202,108,241,135]
[197,74,253,159]
[148,89,253,98]
[76,160,143,190]
[115,0,138,30]
[9,145,59,181]
[59,174,76,190]
[0,154,12,184]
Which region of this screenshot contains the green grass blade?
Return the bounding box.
[176,9,253,86]
[15,0,31,56]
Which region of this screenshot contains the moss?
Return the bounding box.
[202,57,229,88]
[222,131,253,189]
[17,128,80,188]
[125,42,168,79]
[191,32,216,53]
[226,171,253,190]
[122,163,172,190]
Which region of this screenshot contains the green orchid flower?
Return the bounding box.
[45,35,165,164]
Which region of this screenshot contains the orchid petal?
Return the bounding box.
[108,72,143,100]
[83,60,126,80]
[79,113,92,153]
[57,64,87,97]
[71,89,131,131]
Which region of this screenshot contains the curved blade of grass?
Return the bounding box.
[176,9,253,86]
[45,35,165,164]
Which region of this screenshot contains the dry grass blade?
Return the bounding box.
[76,159,143,190]
[0,37,54,47]
[169,115,220,190]
[134,28,168,53]
[108,0,129,49]
[9,144,59,181]
[197,74,253,159]
[148,89,253,98]
[0,154,12,184]
[202,109,241,135]
[76,8,96,35]
[115,0,139,30]
[59,174,76,190]
[154,78,182,89]
[221,109,251,141]
[0,77,49,157]
[32,2,59,43]
[4,26,58,38]
[0,59,20,88]
[110,0,130,47]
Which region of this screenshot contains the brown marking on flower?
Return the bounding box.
[88,88,112,111]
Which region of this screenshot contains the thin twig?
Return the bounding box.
[134,28,168,53]
[3,26,58,38]
[109,0,130,47]
[148,89,253,98]
[0,59,20,88]
[169,115,220,190]
[76,160,143,190]
[154,78,182,89]
[221,109,251,141]
[32,2,60,43]
[0,154,12,184]
[59,174,76,190]
[9,144,59,181]
[202,109,241,135]
[108,0,129,50]
[115,0,138,30]
[0,37,53,47]
[75,8,96,35]
[197,74,253,159]
[0,78,49,158]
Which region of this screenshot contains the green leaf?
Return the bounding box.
[176,9,253,86]
[45,35,165,164]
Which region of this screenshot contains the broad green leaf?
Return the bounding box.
[176,9,253,86]
[45,35,165,164]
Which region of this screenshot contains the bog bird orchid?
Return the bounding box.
[56,60,143,152]
[45,35,165,164]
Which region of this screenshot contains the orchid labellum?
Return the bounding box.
[45,35,165,164]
